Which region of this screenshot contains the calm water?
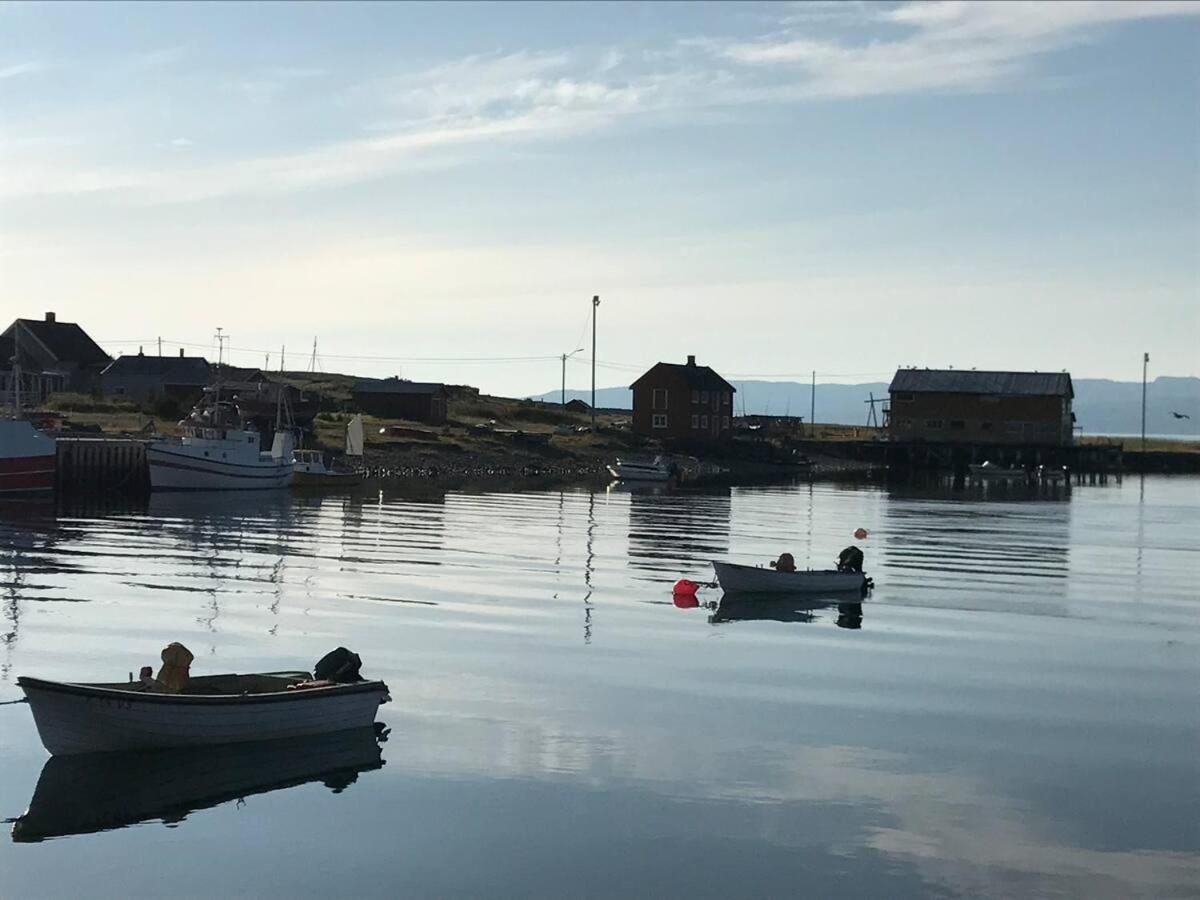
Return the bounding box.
[1,477,1197,899]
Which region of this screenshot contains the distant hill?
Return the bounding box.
[529,377,1200,437]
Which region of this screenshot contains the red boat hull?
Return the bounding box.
[0,454,56,494]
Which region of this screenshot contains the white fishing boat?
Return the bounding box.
[607,456,672,482]
[18,671,391,756]
[712,560,868,595]
[967,461,1027,480]
[1,326,56,495]
[146,398,294,491]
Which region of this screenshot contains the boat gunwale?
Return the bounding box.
[17,675,389,706]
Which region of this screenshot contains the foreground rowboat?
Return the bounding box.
[17,672,390,756]
[712,560,868,595]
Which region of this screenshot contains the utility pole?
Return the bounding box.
[310,337,318,373]
[810,370,816,436]
[561,347,585,407]
[591,295,600,429]
[214,327,228,369]
[1142,352,1150,453]
[157,336,162,357]
[280,345,285,373]
[12,322,21,418]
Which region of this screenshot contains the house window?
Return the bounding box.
[712,393,719,411]
[895,393,915,403]
[652,388,668,410]
[691,414,699,429]
[700,390,709,403]
[722,416,730,429]
[652,414,668,429]
[701,415,709,429]
[925,419,944,429]
[691,390,699,404]
[949,420,965,430]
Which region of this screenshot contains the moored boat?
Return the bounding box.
[146,398,294,491]
[292,449,363,488]
[968,461,1027,480]
[607,456,672,482]
[18,671,390,756]
[0,419,56,495]
[712,560,868,595]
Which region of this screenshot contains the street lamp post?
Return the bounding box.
[591,295,600,429]
[562,348,585,407]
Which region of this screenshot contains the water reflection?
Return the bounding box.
[11,726,385,843]
[707,592,866,629]
[627,487,731,580]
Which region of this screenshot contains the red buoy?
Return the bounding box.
[673,578,699,597]
[854,527,868,539]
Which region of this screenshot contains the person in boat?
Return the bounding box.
[771,552,797,573]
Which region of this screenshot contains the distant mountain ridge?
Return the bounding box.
[530,377,1200,437]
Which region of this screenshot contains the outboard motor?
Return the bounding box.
[314,647,364,683]
[837,546,864,574]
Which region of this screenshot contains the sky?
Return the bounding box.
[2,1,1198,396]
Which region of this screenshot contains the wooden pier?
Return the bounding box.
[56,438,150,496]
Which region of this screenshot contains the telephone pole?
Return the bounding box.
[810,370,816,436]
[591,295,600,429]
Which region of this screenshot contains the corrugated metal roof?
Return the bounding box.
[889,369,1073,397]
[352,378,447,395]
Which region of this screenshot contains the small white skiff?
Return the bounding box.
[712,561,868,595]
[607,456,672,482]
[18,672,390,756]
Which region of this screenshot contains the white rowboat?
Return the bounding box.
[712,561,867,595]
[18,673,390,756]
[607,456,672,482]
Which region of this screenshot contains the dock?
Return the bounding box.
[56,438,149,496]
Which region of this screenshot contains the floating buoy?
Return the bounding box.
[673,578,699,597]
[673,592,699,609]
[854,527,868,539]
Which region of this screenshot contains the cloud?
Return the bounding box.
[4,3,1198,203]
[0,61,47,80]
[720,0,1200,97]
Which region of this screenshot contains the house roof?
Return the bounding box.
[211,365,269,383]
[352,378,447,396]
[101,354,212,383]
[3,317,111,368]
[889,369,1073,398]
[630,360,736,393]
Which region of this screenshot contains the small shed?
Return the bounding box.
[352,378,449,424]
[564,398,591,414]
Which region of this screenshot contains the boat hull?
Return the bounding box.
[713,561,866,595]
[292,470,363,488]
[0,421,56,495]
[608,465,671,482]
[147,445,293,491]
[18,677,390,756]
